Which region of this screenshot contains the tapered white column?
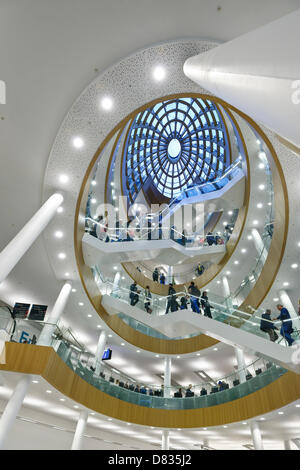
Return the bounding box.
[0,193,63,285]
[250,421,264,450]
[183,10,300,148]
[164,357,172,398]
[284,440,291,450]
[94,330,107,376]
[162,430,170,450]
[202,439,209,449]
[278,290,298,319]
[0,375,31,449]
[112,272,121,293]
[251,228,268,264]
[37,282,72,346]
[222,275,233,309]
[235,347,246,383]
[71,410,88,450]
[167,266,173,284]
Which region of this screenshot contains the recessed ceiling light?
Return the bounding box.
[108,418,112,421]
[298,242,300,247]
[226,271,231,275]
[213,348,218,351]
[247,235,253,240]
[253,220,259,225]
[196,353,200,356]
[78,302,84,306]
[258,151,266,159]
[72,137,84,149]
[234,261,239,265]
[242,422,247,425]
[291,264,298,269]
[258,184,265,190]
[91,180,97,186]
[217,281,221,284]
[228,211,233,215]
[58,253,66,259]
[46,390,52,394]
[278,412,284,415]
[223,221,228,226]
[59,174,69,184]
[113,266,118,270]
[72,288,77,293]
[108,334,112,338]
[87,314,92,318]
[136,350,140,353]
[65,272,70,277]
[260,417,265,421]
[257,203,263,209]
[101,96,113,111]
[91,198,97,204]
[74,405,79,409]
[273,298,279,302]
[127,423,131,426]
[283,282,289,287]
[256,139,261,145]
[176,356,181,359]
[155,354,159,357]
[54,231,63,238]
[153,66,166,81]
[223,425,228,428]
[32,380,39,384]
[97,325,102,329]
[241,249,247,253]
[57,206,63,214]
[258,163,265,169]
[295,405,300,408]
[60,398,65,402]
[121,343,125,346]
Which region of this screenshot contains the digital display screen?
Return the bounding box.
[28,304,48,321]
[102,348,112,361]
[12,303,30,319]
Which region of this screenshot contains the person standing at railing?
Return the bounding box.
[165,283,177,314]
[206,232,215,246]
[201,291,213,318]
[152,267,159,282]
[275,304,295,346]
[159,272,166,285]
[188,281,201,313]
[144,286,152,314]
[180,296,188,310]
[129,281,140,306]
[260,309,279,342]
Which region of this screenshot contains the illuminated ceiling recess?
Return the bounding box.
[125,97,229,200]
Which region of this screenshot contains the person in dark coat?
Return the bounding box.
[276,304,295,346]
[260,309,278,342]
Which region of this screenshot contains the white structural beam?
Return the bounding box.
[0,193,63,285]
[184,10,300,148]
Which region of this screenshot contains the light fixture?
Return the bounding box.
[32,380,39,384]
[213,348,218,351]
[46,390,52,394]
[258,163,265,169]
[247,235,253,240]
[60,398,65,402]
[258,184,265,190]
[72,137,84,149]
[87,314,92,318]
[196,353,200,356]
[97,325,102,329]
[74,405,79,409]
[136,350,140,353]
[291,264,298,269]
[121,343,125,346]
[223,221,228,226]
[258,151,266,159]
[256,139,261,145]
[58,253,66,260]
[176,356,181,359]
[155,354,159,358]
[101,96,113,111]
[72,288,77,292]
[78,302,84,306]
[260,417,265,421]
[253,220,259,225]
[257,203,263,209]
[234,260,239,265]
[278,412,284,415]
[273,298,279,302]
[108,334,112,338]
[65,272,70,277]
[57,206,63,213]
[59,174,69,184]
[108,418,112,421]
[226,271,231,275]
[283,282,289,287]
[54,231,63,238]
[217,280,221,284]
[153,66,166,81]
[113,266,118,270]
[241,249,247,253]
[91,180,97,186]
[91,198,97,204]
[228,211,233,215]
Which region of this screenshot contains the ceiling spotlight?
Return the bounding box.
[78,302,84,306]
[176,356,181,359]
[247,235,253,240]
[91,198,97,204]
[155,354,159,358]
[91,180,97,186]
[213,348,218,351]
[260,417,265,421]
[258,184,265,190]
[59,398,65,402]
[234,260,239,265]
[226,271,231,275]
[256,139,261,145]
[258,163,265,169]
[97,325,102,329]
[217,281,221,284]
[223,221,228,226]
[136,350,140,353]
[74,405,79,409]
[257,203,263,209]
[121,343,125,346]
[101,96,113,110]
[87,314,92,318]
[65,272,70,277]
[153,66,166,81]
[59,174,69,184]
[32,380,39,384]
[273,298,279,302]
[58,252,66,259]
[46,390,52,394]
[278,412,284,415]
[108,334,112,338]
[71,288,77,293]
[72,137,84,149]
[241,249,247,253]
[283,282,289,287]
[258,151,266,159]
[253,220,259,225]
[228,211,233,215]
[57,206,63,214]
[291,264,298,269]
[54,231,63,239]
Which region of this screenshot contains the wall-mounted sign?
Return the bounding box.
[102,348,112,361]
[28,304,48,321]
[12,303,30,319]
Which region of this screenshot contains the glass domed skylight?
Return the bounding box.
[124,97,229,201]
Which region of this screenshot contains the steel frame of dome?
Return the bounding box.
[124,97,230,201]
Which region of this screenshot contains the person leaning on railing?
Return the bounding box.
[260,309,279,342]
[275,304,295,346]
[188,281,201,313]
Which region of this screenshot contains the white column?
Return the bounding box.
[250,421,264,450]
[284,440,291,450]
[94,330,107,376]
[278,290,298,319]
[0,193,63,285]
[37,282,72,346]
[251,228,268,264]
[222,275,233,310]
[202,439,209,449]
[112,272,121,294]
[167,266,173,284]
[183,10,300,148]
[71,410,88,450]
[0,374,31,449]
[164,357,172,398]
[161,430,170,450]
[235,347,247,383]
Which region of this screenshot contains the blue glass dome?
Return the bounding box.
[124,97,229,201]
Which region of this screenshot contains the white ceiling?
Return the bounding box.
[1,0,300,438]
